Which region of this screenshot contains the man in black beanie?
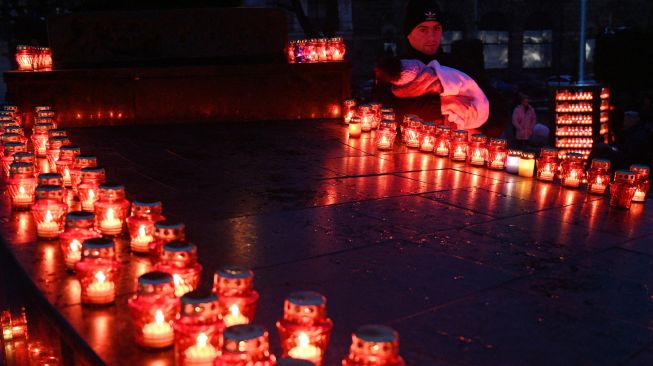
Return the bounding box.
[374,0,498,133]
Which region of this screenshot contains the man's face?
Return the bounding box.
[407,21,443,55]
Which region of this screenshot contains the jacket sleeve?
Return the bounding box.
[512,107,522,130]
[430,61,489,130]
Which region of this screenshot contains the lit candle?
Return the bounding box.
[563,170,581,188]
[470,149,484,165]
[64,239,82,269]
[223,304,249,327]
[518,155,535,178]
[452,146,466,161]
[589,176,607,194]
[131,224,153,253]
[86,271,115,304]
[173,274,193,297]
[406,130,420,148]
[377,135,391,150]
[435,142,448,156]
[142,310,174,348]
[82,188,96,211]
[13,185,32,206]
[288,332,321,364]
[420,139,434,152]
[633,189,646,202]
[506,155,520,174]
[184,332,218,366]
[62,167,71,187]
[37,210,60,238]
[539,164,554,181]
[100,208,122,235]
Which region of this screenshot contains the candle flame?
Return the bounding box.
[229,304,240,318]
[18,186,25,194]
[63,167,70,178]
[138,224,146,237]
[94,271,106,283]
[44,210,53,223]
[298,332,310,347]
[173,273,182,286]
[70,239,81,251]
[88,189,95,200]
[570,170,578,178]
[455,146,463,153]
[155,310,164,324]
[197,332,208,347]
[596,176,603,185]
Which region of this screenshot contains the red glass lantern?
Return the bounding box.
[2,141,27,175]
[148,220,186,263]
[381,111,395,126]
[14,152,35,167]
[343,99,356,124]
[560,153,585,188]
[31,185,67,239]
[214,324,276,366]
[418,122,436,153]
[369,102,382,130]
[586,159,611,195]
[173,291,224,366]
[78,167,106,212]
[75,237,119,305]
[305,39,318,63]
[449,130,469,162]
[348,117,362,138]
[37,117,57,130]
[487,138,507,170]
[154,241,202,297]
[610,170,638,210]
[59,211,101,271]
[70,155,98,195]
[376,120,397,150]
[127,200,166,254]
[42,48,53,70]
[630,164,650,202]
[286,41,296,63]
[38,172,64,188]
[213,266,259,327]
[358,105,373,132]
[328,37,346,61]
[342,325,405,366]
[128,271,180,349]
[536,147,559,182]
[294,40,307,63]
[433,125,451,157]
[55,146,81,188]
[46,136,71,172]
[94,183,130,236]
[4,125,24,137]
[468,134,488,166]
[315,38,327,62]
[15,45,33,71]
[48,129,66,139]
[276,291,333,366]
[7,162,37,210]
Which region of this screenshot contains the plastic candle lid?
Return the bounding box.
[355,324,398,343]
[138,271,173,286]
[287,291,326,306]
[217,266,252,279]
[83,237,115,250]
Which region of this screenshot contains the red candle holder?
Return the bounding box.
[536,147,559,182]
[46,136,71,172]
[42,48,53,70]
[14,152,35,168]
[610,170,638,210]
[418,122,436,153]
[381,110,395,125]
[173,291,224,366]
[4,125,24,136]
[75,237,119,305]
[78,167,106,212]
[369,102,382,130]
[294,39,307,63]
[342,325,406,366]
[433,125,452,157]
[276,291,333,366]
[468,134,488,166]
[2,141,27,175]
[213,266,259,327]
[128,271,180,349]
[7,162,37,210]
[148,220,186,263]
[94,183,130,236]
[404,118,423,148]
[343,99,356,124]
[560,153,585,188]
[586,159,611,195]
[154,241,202,297]
[38,172,64,188]
[48,128,66,138]
[70,155,98,195]
[127,200,166,254]
[15,45,33,71]
[315,38,327,62]
[630,164,650,202]
[286,40,296,63]
[214,324,276,366]
[59,211,101,271]
[328,37,346,61]
[358,105,373,132]
[376,120,397,150]
[55,146,81,188]
[487,138,507,170]
[31,185,67,239]
[449,130,469,162]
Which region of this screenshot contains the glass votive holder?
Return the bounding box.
[487,138,507,170]
[2,141,27,175]
[376,121,397,150]
[31,185,67,239]
[343,99,356,124]
[369,102,382,130]
[47,128,66,138]
[518,152,535,178]
[341,325,406,366]
[328,37,346,61]
[449,130,469,162]
[37,172,63,187]
[173,291,224,366]
[59,211,101,271]
[94,183,130,236]
[46,136,71,172]
[75,238,119,305]
[536,147,559,182]
[7,162,37,210]
[315,38,327,62]
[70,155,98,195]
[348,117,362,138]
[127,272,180,349]
[154,241,202,298]
[610,170,638,209]
[404,119,423,148]
[148,220,186,263]
[56,145,81,187]
[276,291,333,366]
[78,167,106,212]
[358,105,373,132]
[630,164,650,202]
[434,125,451,157]
[586,159,611,195]
[468,134,488,166]
[127,200,166,254]
[560,153,585,188]
[505,150,522,174]
[16,45,33,71]
[418,122,436,153]
[213,266,259,327]
[214,324,276,366]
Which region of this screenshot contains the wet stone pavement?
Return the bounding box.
[2,119,653,366]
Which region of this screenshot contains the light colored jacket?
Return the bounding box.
[512,104,537,140]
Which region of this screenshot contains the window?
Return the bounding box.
[441,31,463,53]
[477,30,509,69]
[523,30,553,68]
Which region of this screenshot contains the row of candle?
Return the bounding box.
[555,126,593,137]
[555,91,594,101]
[556,115,594,125]
[1,104,408,366]
[286,37,346,64]
[15,46,53,71]
[556,103,593,113]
